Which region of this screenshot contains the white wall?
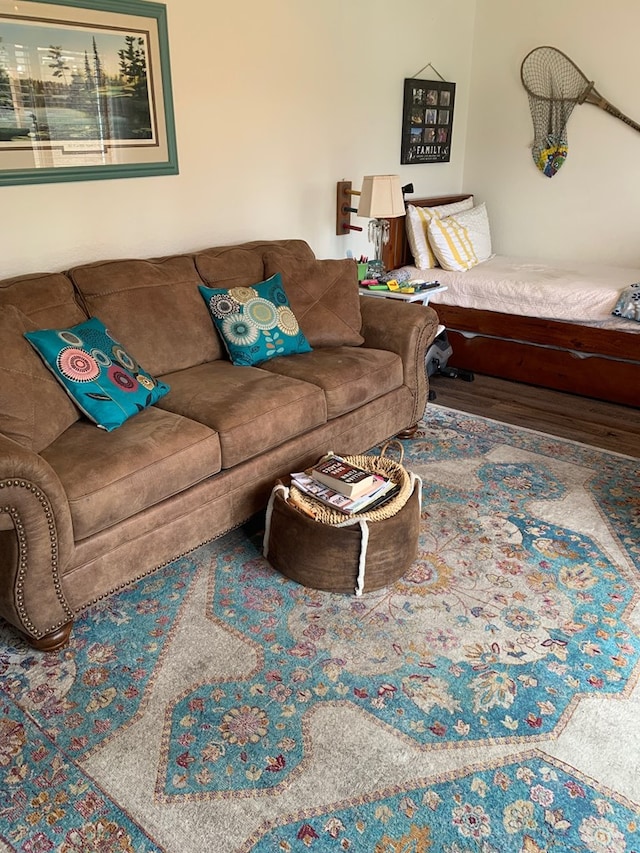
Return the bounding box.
[464,0,640,265]
[1,0,475,278]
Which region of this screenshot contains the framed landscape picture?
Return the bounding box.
[400,78,455,165]
[0,0,178,185]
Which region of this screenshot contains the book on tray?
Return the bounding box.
[310,455,377,498]
[290,471,399,516]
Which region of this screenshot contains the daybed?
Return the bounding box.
[0,239,439,650]
[384,194,640,407]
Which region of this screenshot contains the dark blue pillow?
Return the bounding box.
[199,273,312,366]
[24,317,169,432]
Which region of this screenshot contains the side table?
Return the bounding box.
[358,283,448,306]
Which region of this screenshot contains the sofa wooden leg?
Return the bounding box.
[30,621,73,652]
[396,424,418,439]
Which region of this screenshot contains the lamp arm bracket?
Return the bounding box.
[336,180,363,235]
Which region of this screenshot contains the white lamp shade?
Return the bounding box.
[357,175,405,218]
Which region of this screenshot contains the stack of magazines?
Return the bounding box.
[290,455,399,515]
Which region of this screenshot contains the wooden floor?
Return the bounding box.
[428,373,640,458]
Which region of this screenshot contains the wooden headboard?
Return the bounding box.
[382,193,473,271]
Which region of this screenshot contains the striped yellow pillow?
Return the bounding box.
[406,198,474,268]
[427,203,492,271]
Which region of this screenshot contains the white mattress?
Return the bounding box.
[403,255,640,332]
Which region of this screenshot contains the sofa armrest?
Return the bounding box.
[359,297,439,426]
[0,433,75,643]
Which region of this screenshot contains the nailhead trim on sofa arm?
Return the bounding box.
[0,478,74,644]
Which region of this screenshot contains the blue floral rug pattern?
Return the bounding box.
[160,419,640,798]
[1,558,195,755]
[244,752,640,853]
[0,695,163,852]
[0,408,638,852]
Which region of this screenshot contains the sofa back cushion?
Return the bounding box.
[69,255,222,376]
[0,271,88,327]
[263,252,364,347]
[194,240,315,291]
[0,306,80,451]
[0,270,88,450]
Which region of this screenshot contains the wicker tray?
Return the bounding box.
[289,440,414,525]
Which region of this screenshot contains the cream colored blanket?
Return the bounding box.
[404,255,640,331]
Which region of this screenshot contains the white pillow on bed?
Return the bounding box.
[427,202,493,271]
[406,197,474,268]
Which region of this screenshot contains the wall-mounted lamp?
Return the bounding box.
[356,175,405,263]
[336,175,408,270]
[336,175,406,244]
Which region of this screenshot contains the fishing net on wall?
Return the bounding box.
[521,45,640,178]
[520,47,580,177]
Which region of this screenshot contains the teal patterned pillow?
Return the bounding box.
[199,273,312,366]
[24,317,170,432]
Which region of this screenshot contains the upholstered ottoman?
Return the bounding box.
[263,463,421,595]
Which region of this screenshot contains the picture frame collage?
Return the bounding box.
[400,77,456,165]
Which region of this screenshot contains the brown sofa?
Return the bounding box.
[0,239,438,650]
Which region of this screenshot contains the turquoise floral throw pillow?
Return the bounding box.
[24,316,170,432]
[199,273,312,366]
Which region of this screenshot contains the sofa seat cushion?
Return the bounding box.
[259,346,404,419]
[157,360,327,468]
[41,407,221,540]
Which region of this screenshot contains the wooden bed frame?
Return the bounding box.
[383,195,640,408]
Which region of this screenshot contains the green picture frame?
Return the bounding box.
[0,0,178,185]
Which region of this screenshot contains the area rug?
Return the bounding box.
[1,406,639,852]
